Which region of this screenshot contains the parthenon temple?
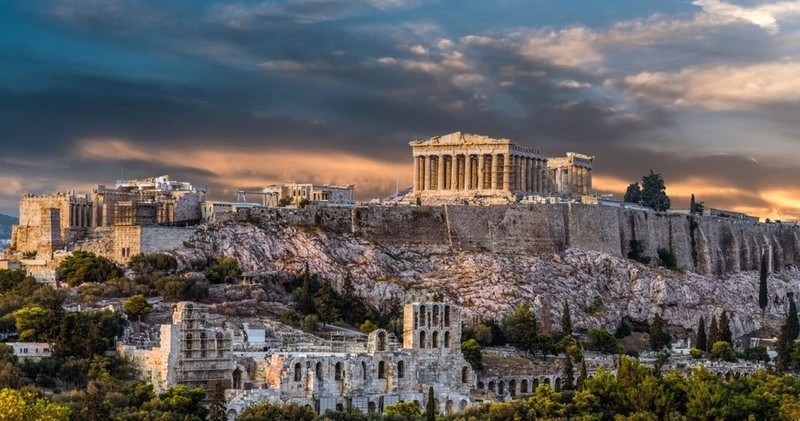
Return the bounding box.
[410,132,593,202]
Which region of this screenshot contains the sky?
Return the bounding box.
[2,0,800,219]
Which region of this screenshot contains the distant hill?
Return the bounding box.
[0,214,18,240]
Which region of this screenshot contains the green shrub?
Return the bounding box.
[657,248,678,270]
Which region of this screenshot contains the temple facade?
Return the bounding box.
[410,132,549,202]
[410,132,593,202]
[547,153,594,196]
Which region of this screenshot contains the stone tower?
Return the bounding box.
[402,302,461,354]
[38,207,64,256]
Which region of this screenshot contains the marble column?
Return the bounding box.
[587,168,592,194]
[491,154,499,190]
[502,154,511,191]
[437,154,445,191]
[448,155,457,190]
[466,155,473,190]
[423,156,431,191]
[477,155,485,190]
[412,156,420,192]
[526,158,532,193]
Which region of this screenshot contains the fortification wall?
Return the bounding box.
[234,204,800,277]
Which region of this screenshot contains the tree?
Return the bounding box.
[203,257,242,284]
[239,401,315,421]
[578,358,588,390]
[208,381,227,421]
[778,297,800,373]
[640,170,671,211]
[627,240,651,264]
[649,314,671,352]
[696,316,707,353]
[0,388,71,420]
[359,319,378,334]
[690,194,705,215]
[707,315,719,352]
[563,348,575,390]
[314,280,340,326]
[561,302,572,338]
[385,401,422,417]
[760,252,769,310]
[426,386,437,421]
[11,306,51,341]
[657,248,678,270]
[293,271,320,315]
[461,339,484,370]
[718,312,733,344]
[503,303,540,354]
[123,295,152,322]
[624,182,642,204]
[58,251,121,287]
[710,341,736,362]
[587,327,622,354]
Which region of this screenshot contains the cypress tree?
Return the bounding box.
[696,316,707,352]
[208,381,227,421]
[426,386,436,421]
[649,313,670,351]
[760,252,769,310]
[719,312,733,344]
[707,315,719,352]
[578,358,587,390]
[690,194,696,214]
[563,351,574,390]
[561,302,572,338]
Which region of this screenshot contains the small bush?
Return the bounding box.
[627,240,651,264]
[689,348,704,359]
[657,248,678,270]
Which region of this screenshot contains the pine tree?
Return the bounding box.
[561,302,572,338]
[208,381,227,421]
[504,303,540,355]
[760,252,769,310]
[707,315,719,352]
[640,170,671,211]
[696,316,707,352]
[426,386,436,421]
[718,312,733,344]
[690,194,696,214]
[624,183,642,204]
[789,297,800,340]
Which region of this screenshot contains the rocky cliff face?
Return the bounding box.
[173,215,800,341]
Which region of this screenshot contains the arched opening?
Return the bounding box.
[544,378,550,386]
[477,382,484,390]
[498,381,505,394]
[444,331,451,348]
[368,402,376,414]
[533,378,539,388]
[378,361,386,379]
[294,363,302,382]
[432,331,439,348]
[461,366,469,383]
[316,362,323,380]
[185,333,193,349]
[232,368,242,389]
[200,332,207,349]
[446,400,453,414]
[444,305,451,327]
[520,379,528,394]
[336,403,344,411]
[488,381,495,392]
[509,379,516,397]
[335,362,344,380]
[419,305,426,326]
[554,378,561,392]
[419,331,427,349]
[459,400,467,411]
[362,361,367,380]
[397,361,405,378]
[433,306,440,326]
[378,331,387,351]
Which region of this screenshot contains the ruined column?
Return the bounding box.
[413,155,420,192]
[423,156,431,191]
[465,155,473,190]
[503,154,511,191]
[477,155,485,190]
[491,154,499,190]
[436,154,445,191]
[449,155,457,190]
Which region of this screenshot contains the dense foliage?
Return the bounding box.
[58,251,122,287]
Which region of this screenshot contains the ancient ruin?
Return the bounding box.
[409,132,593,203]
